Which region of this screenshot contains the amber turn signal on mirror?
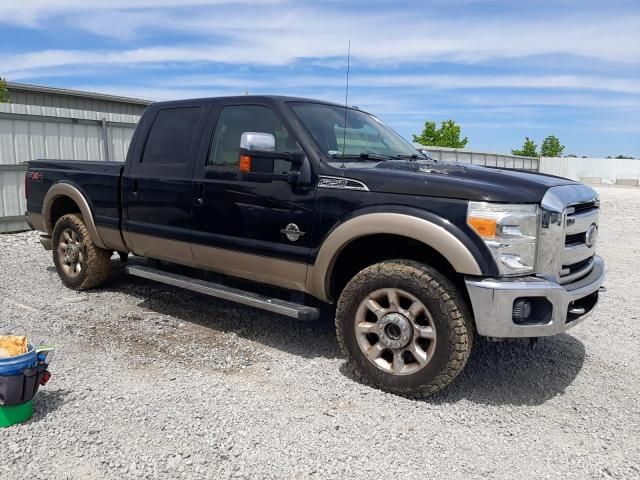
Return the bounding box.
[239,155,252,173]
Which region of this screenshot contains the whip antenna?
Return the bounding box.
[341,40,351,164]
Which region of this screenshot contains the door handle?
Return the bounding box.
[193,183,204,207]
[131,179,139,197]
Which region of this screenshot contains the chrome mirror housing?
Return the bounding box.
[240,132,275,152]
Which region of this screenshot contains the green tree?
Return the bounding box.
[540,135,565,157]
[0,78,9,103]
[413,119,469,148]
[614,154,634,159]
[511,137,538,157]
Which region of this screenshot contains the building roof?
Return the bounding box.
[7,82,152,106]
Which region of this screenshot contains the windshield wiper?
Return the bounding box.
[331,151,398,161]
[394,154,420,160]
[394,153,435,161]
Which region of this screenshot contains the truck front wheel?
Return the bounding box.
[336,260,474,398]
[52,213,112,290]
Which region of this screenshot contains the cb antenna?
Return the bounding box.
[341,40,351,166]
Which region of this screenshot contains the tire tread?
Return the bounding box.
[52,213,111,290]
[335,259,474,398]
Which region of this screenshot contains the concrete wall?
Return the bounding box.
[0,103,140,232]
[539,157,640,185]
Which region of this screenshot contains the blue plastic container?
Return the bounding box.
[0,344,37,375]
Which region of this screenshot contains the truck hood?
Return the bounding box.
[343,160,576,203]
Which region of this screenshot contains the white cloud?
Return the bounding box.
[160,73,640,94]
[0,0,282,27]
[1,3,639,68]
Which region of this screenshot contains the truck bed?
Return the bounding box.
[27,159,124,231]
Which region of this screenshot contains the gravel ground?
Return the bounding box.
[1,186,639,480]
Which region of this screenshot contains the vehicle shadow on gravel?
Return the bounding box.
[107,263,584,404]
[109,269,342,361]
[429,334,586,406]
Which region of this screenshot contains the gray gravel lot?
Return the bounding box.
[1,186,639,479]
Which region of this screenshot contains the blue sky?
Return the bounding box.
[1,0,639,157]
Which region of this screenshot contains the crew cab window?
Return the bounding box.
[208,105,302,171]
[142,107,201,164]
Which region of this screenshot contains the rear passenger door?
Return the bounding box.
[122,104,208,263]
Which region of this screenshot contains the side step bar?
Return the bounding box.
[125,265,320,321]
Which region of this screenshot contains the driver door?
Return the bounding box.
[190,102,316,292]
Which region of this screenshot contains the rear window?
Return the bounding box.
[142,107,201,164]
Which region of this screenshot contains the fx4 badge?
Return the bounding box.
[28,171,44,182]
[281,223,305,242]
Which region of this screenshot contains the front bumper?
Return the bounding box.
[465,255,605,338]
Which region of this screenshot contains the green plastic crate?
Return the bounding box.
[0,400,33,428]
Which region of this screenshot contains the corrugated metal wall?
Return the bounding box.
[7,87,149,116]
[417,145,539,171]
[0,103,140,232]
[539,157,640,184]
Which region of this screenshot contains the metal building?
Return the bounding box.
[6,82,150,116]
[0,83,152,233]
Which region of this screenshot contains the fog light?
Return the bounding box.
[512,299,532,323]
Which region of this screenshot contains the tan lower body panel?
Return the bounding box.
[124,231,197,267]
[28,212,45,232]
[97,226,129,253]
[124,231,309,294]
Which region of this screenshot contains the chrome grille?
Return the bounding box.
[560,199,599,283]
[559,257,595,284]
[537,184,599,284]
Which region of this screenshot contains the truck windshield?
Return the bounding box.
[288,102,419,161]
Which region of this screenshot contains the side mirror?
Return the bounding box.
[238,150,308,186]
[237,131,309,186]
[240,132,275,152]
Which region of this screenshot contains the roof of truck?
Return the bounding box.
[150,95,361,111]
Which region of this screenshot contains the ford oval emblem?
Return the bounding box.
[585,224,598,248]
[280,223,305,242]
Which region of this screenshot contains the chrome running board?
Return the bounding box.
[125,265,320,321]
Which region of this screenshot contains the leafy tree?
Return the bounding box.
[511,137,538,157]
[614,154,634,159]
[0,78,8,103]
[413,119,469,148]
[540,135,565,157]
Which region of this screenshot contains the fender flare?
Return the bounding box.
[42,182,107,249]
[306,212,483,302]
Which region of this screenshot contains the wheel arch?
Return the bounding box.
[306,212,483,303]
[43,182,107,249]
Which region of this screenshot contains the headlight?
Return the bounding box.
[467,202,538,275]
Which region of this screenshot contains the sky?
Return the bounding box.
[1,0,639,157]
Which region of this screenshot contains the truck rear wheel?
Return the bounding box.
[52,213,112,290]
[335,259,474,398]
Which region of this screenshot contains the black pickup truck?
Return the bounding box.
[25,95,605,397]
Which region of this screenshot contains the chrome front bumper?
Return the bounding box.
[465,256,605,338]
